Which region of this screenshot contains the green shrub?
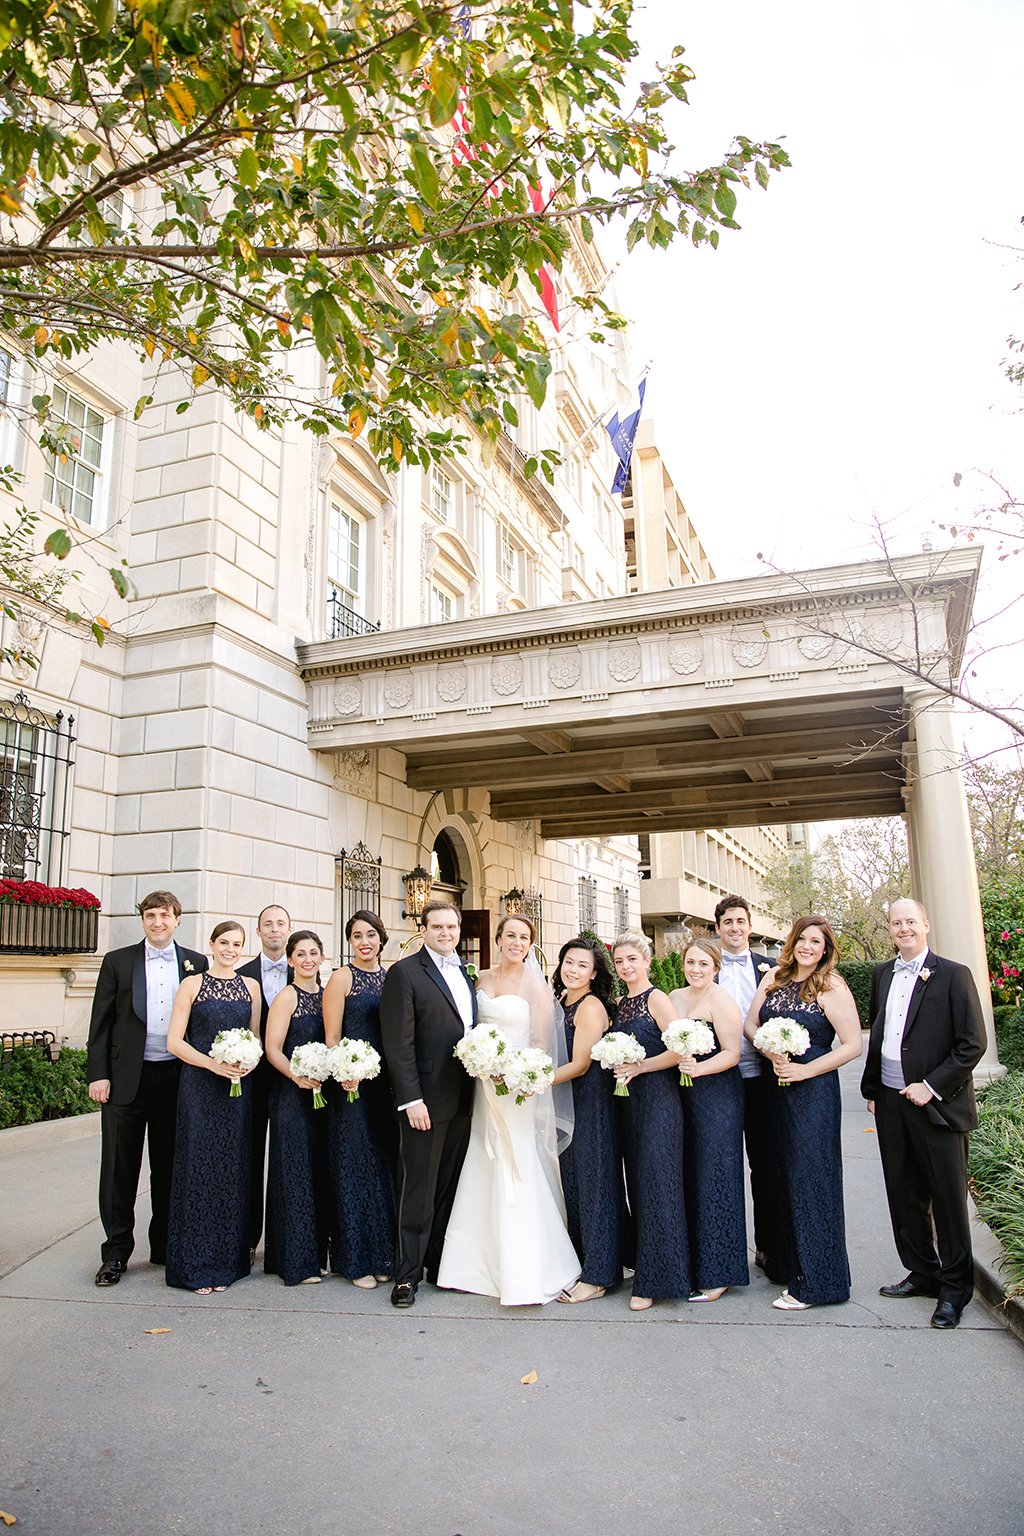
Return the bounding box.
[838,960,876,1025]
[0,1044,99,1130]
[970,1070,1024,1293]
[994,1008,1024,1074]
[992,1003,1016,1029]
[980,877,1024,1007]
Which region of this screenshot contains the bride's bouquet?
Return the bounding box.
[751,1018,811,1086]
[590,1031,647,1097]
[289,1041,334,1108]
[209,1027,262,1097]
[501,1047,555,1106]
[328,1038,382,1103]
[662,1018,716,1087]
[454,1024,514,1093]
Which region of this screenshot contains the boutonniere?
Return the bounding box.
[464,963,478,981]
[183,960,194,973]
[757,962,771,974]
[918,967,931,983]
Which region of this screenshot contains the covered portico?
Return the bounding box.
[298,547,999,1070]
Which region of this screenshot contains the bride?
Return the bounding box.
[437,915,580,1306]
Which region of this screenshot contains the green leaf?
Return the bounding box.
[109,566,131,599]
[238,147,259,189]
[409,144,440,209]
[714,181,737,220]
[44,529,73,560]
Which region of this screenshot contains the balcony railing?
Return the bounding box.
[326,592,380,641]
[0,903,98,955]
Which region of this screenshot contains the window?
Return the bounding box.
[613,885,629,932]
[577,875,597,931]
[328,498,362,604]
[41,383,109,527]
[431,467,452,523]
[0,693,75,884]
[430,583,454,624]
[498,523,524,593]
[0,347,23,469]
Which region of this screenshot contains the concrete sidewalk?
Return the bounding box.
[2,1062,1022,1536]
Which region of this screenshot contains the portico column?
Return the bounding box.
[907,689,1001,1078]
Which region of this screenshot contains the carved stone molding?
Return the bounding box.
[668,635,703,675]
[732,630,769,669]
[333,681,362,717]
[333,747,376,799]
[384,671,413,710]
[437,664,468,703]
[608,640,642,682]
[797,633,834,661]
[491,657,523,696]
[549,649,582,690]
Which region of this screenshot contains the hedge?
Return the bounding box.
[969,1070,1024,1294]
[0,1044,99,1130]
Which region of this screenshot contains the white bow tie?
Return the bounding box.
[146,945,175,963]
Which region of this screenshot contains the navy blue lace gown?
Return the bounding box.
[679,1026,749,1292]
[615,989,690,1300]
[264,984,330,1285]
[166,973,254,1290]
[758,982,851,1305]
[558,1000,624,1290]
[327,967,398,1280]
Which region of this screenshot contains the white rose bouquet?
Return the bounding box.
[454,1025,514,1093]
[209,1027,262,1097]
[501,1047,555,1105]
[751,1018,811,1086]
[329,1038,382,1103]
[662,1018,717,1087]
[289,1041,334,1108]
[591,1031,647,1097]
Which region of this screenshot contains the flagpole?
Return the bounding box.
[558,362,651,462]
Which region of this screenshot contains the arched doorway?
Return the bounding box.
[430,827,490,970]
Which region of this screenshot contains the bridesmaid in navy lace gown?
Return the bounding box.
[323,909,397,1289]
[552,937,623,1302]
[668,941,749,1301]
[745,915,862,1310]
[264,930,331,1285]
[165,922,262,1292]
[611,931,691,1309]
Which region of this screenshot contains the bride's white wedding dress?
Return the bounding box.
[437,994,580,1305]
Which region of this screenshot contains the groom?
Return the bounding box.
[380,900,477,1309]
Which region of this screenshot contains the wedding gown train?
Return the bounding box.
[437,994,580,1305]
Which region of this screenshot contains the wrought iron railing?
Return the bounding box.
[336,841,383,962]
[326,591,380,640]
[0,692,75,885]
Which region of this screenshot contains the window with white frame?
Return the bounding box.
[41,383,109,528]
[430,582,455,624]
[577,875,597,931]
[328,497,362,605]
[0,347,18,468]
[431,466,452,523]
[498,523,524,593]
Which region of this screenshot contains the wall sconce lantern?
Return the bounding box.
[502,887,524,915]
[402,865,433,921]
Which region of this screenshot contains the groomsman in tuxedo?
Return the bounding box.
[380,900,477,1309]
[86,891,208,1286]
[861,898,987,1329]
[713,896,775,1270]
[236,904,292,1256]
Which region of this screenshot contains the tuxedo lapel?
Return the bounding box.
[419,948,463,1019]
[901,950,934,1042]
[131,942,147,1024]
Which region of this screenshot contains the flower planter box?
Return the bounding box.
[0,903,99,955]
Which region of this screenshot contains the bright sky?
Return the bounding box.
[611,0,1024,758]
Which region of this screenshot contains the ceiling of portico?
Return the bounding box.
[296,550,980,841]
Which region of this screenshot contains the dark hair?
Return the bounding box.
[258,904,291,926]
[553,936,615,1017]
[345,909,388,947]
[286,928,324,959]
[495,912,535,944]
[210,920,245,944]
[684,938,722,975]
[420,900,461,926]
[138,889,182,918]
[769,914,839,1003]
[714,894,751,926]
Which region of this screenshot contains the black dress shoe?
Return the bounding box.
[930,1301,962,1329]
[390,1282,417,1309]
[879,1277,937,1299]
[95,1260,126,1287]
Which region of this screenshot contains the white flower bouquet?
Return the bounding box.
[454,1025,514,1092]
[329,1038,382,1103]
[209,1027,262,1097]
[289,1040,334,1108]
[501,1047,555,1106]
[751,1017,811,1086]
[591,1031,647,1097]
[662,1018,717,1087]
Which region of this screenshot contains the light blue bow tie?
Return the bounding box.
[441,955,461,969]
[894,958,919,974]
[146,945,175,963]
[721,953,748,964]
[264,959,288,972]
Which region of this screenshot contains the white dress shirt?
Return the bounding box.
[718,950,761,1078]
[260,953,290,1007]
[881,951,936,1093]
[143,942,178,1061]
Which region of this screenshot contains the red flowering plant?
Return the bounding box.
[0,878,101,910]
[980,878,1024,1008]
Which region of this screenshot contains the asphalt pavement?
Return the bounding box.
[1,1059,1022,1536]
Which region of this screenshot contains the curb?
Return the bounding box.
[0,1111,101,1156]
[970,1197,1024,1346]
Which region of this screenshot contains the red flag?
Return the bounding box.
[527,182,560,332]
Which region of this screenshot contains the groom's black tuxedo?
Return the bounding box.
[87,939,208,1265]
[380,946,477,1286]
[236,956,293,1251]
[861,949,986,1307]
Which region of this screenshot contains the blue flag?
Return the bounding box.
[605,377,647,494]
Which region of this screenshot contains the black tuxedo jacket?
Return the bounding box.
[860,949,986,1133]
[236,956,293,1041]
[379,946,478,1122]
[87,939,209,1105]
